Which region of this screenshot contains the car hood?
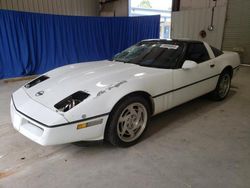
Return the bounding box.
[23,60,158,111]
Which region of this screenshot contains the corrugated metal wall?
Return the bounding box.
[0,0,99,16]
[222,0,250,64]
[171,5,227,49]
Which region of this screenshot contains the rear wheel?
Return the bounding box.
[105,96,150,147]
[210,71,231,101]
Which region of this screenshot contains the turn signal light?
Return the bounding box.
[77,123,87,129]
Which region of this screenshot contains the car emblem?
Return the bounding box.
[35,91,44,96]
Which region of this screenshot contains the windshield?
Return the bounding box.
[113,41,184,69]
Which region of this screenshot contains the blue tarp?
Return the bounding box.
[0,10,160,79]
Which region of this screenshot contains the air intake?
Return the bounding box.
[24,75,49,88]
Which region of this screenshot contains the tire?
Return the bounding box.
[104,96,150,147]
[210,71,231,101]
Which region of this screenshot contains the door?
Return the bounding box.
[171,42,218,108]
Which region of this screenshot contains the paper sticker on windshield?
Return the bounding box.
[160,44,179,49]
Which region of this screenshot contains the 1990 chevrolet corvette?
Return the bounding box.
[11,39,240,147]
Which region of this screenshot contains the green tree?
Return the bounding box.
[138,0,152,8]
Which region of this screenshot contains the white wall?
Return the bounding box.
[171,0,227,49]
[0,0,99,16]
[174,0,250,64]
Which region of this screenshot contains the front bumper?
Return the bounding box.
[10,99,108,146]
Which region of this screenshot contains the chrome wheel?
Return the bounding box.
[218,74,231,98]
[117,102,148,142]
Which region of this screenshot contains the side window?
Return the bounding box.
[185,43,210,63]
[210,45,223,57]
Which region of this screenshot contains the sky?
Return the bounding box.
[130,0,172,10]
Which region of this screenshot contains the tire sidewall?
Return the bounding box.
[105,96,150,147]
[214,72,231,100]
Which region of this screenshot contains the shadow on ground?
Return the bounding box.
[72,88,237,148]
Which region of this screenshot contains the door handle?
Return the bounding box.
[210,64,215,68]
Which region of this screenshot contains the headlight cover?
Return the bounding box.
[54,91,89,112]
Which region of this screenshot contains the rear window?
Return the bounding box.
[210,46,223,57]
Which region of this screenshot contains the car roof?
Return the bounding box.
[141,38,203,44]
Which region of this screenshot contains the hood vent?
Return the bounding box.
[24,75,49,88]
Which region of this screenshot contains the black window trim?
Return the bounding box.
[210,45,224,57]
[183,42,210,64]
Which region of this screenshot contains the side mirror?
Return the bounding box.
[182,60,198,70]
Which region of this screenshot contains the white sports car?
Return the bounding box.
[11,39,240,147]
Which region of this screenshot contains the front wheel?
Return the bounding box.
[210,71,231,101]
[105,96,150,147]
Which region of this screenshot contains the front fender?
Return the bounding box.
[63,73,170,122]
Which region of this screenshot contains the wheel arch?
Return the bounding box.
[104,91,154,140]
[110,91,155,116]
[222,65,233,78]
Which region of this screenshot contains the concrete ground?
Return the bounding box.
[0,66,250,188]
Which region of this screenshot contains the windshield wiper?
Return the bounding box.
[115,59,133,64]
[124,60,132,63]
[124,60,139,65]
[113,59,125,63]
